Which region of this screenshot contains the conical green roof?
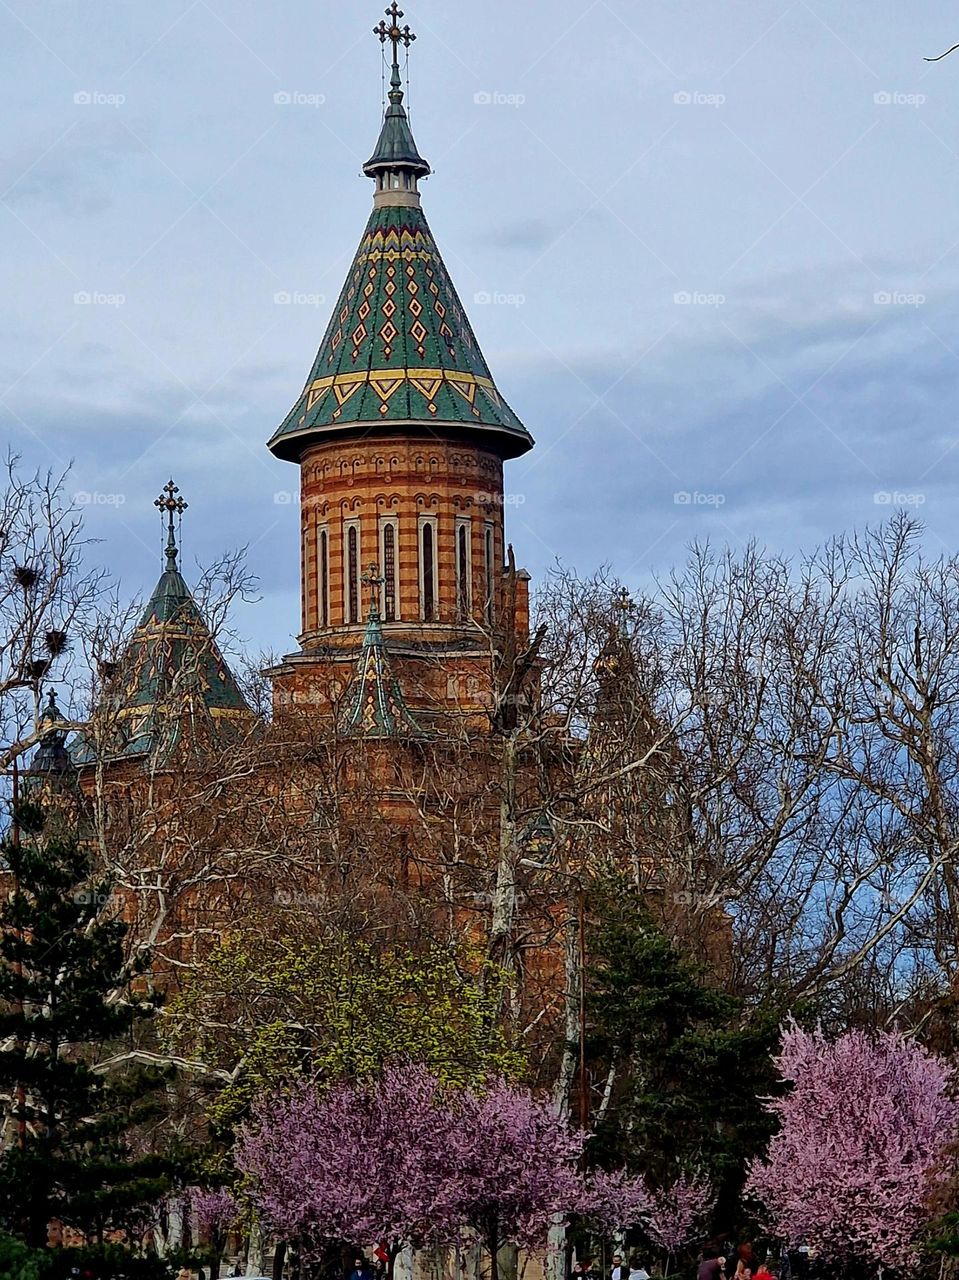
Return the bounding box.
[364,57,430,178]
[339,598,428,740]
[73,515,252,764]
[270,202,532,461]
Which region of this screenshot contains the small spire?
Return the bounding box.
[340,561,429,739]
[154,480,188,572]
[613,586,634,640]
[365,4,430,191]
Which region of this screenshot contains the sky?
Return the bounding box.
[2,0,959,659]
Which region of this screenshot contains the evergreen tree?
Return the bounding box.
[585,874,786,1231]
[0,798,178,1251]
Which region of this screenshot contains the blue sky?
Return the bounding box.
[2,0,959,657]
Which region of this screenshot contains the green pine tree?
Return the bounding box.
[585,874,788,1231]
[0,798,179,1252]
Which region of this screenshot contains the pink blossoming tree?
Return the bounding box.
[237,1067,590,1280]
[579,1167,653,1236]
[236,1063,464,1272]
[645,1173,715,1269]
[448,1078,585,1280]
[191,1187,239,1279]
[745,1023,959,1270]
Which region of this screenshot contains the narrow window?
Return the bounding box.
[318,527,329,628]
[457,519,471,619]
[484,522,495,624]
[383,523,397,622]
[347,524,359,623]
[421,521,435,621]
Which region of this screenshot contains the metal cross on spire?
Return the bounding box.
[363,562,385,619]
[154,480,188,570]
[374,3,416,63]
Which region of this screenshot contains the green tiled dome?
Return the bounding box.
[269,203,532,462]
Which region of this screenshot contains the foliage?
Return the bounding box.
[645,1173,716,1253]
[0,1230,43,1280]
[164,929,524,1130]
[39,1243,178,1279]
[237,1062,466,1264]
[448,1076,584,1276]
[0,800,182,1249]
[238,1065,586,1280]
[586,874,785,1228]
[745,1022,959,1268]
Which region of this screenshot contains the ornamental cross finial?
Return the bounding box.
[374,3,416,62]
[363,562,385,621]
[613,586,634,614]
[154,479,188,569]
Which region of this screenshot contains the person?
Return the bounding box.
[754,1262,774,1280]
[628,1258,650,1280]
[348,1258,370,1280]
[736,1246,757,1280]
[611,1254,627,1280]
[697,1256,726,1280]
[572,1263,585,1280]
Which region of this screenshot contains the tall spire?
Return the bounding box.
[154,480,188,572]
[364,3,430,197]
[339,563,428,739]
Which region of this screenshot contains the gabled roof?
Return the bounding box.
[339,597,428,740]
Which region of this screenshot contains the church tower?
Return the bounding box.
[268,5,534,729]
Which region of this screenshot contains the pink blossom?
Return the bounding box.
[580,1168,653,1236]
[746,1022,959,1267]
[645,1173,714,1252]
[191,1186,239,1239]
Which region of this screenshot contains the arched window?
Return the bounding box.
[346,523,359,623]
[383,522,397,622]
[318,527,329,628]
[456,518,471,619]
[420,519,436,621]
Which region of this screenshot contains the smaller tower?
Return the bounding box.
[74,482,253,768]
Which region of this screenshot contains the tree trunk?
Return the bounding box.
[274,1240,287,1280]
[246,1216,264,1276]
